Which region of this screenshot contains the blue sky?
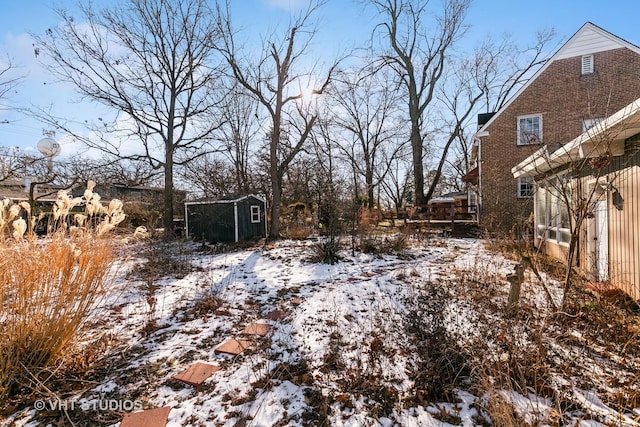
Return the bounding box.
[1,0,639,156]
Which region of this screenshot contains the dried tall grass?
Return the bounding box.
[0,182,131,403]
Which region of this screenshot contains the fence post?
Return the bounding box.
[507,263,525,313]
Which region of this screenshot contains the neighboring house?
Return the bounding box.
[185,195,267,243]
[1,180,186,230]
[512,97,640,299]
[427,191,475,221]
[472,22,640,232]
[89,184,187,213]
[0,178,69,206]
[0,178,33,200]
[78,184,187,228]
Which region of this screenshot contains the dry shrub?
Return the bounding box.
[485,235,530,261]
[358,208,382,227]
[184,292,223,320]
[483,390,521,427]
[0,237,114,398]
[120,201,161,233]
[129,240,194,280]
[309,236,342,264]
[0,182,131,404]
[359,233,406,255]
[314,326,400,419]
[404,282,471,404]
[283,223,312,240]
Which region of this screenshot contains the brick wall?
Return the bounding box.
[479,47,640,232]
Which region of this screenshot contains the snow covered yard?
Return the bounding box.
[4,236,640,426]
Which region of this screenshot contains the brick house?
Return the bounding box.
[512,98,640,298]
[472,22,640,233]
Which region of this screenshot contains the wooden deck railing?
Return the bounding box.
[404,204,477,222]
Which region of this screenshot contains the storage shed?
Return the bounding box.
[185,195,267,243]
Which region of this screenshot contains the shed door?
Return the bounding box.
[593,198,609,282]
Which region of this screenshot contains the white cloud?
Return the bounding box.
[264,0,312,12]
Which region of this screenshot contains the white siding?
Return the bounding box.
[556,26,629,59]
[477,22,640,135]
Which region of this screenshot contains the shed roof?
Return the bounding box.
[185,194,265,206]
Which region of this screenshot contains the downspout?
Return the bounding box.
[474,132,487,224]
[184,203,189,238]
[265,200,268,238]
[263,198,268,238]
[477,140,482,223]
[234,201,239,243]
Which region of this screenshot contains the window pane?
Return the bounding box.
[250,205,260,223]
[519,116,540,144]
[535,187,546,237]
[547,228,557,241]
[549,188,559,227]
[518,176,534,198]
[560,199,570,229]
[559,180,571,229]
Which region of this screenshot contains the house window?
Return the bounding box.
[467,189,477,213]
[535,186,547,238]
[535,177,571,245]
[582,118,603,132]
[517,114,542,145]
[581,55,594,75]
[517,176,534,198]
[250,205,261,223]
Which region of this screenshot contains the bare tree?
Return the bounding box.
[67,156,160,187]
[426,32,556,201]
[216,87,260,194]
[0,147,28,183]
[423,56,486,202]
[481,30,556,113]
[0,55,22,103]
[32,0,224,236]
[331,67,404,209]
[369,0,470,206]
[179,153,238,198]
[379,144,412,215]
[308,116,348,234]
[443,130,472,192]
[216,1,337,238]
[0,56,25,159]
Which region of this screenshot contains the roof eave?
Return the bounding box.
[513,97,640,178]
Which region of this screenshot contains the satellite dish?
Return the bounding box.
[37,137,61,158]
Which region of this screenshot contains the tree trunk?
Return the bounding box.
[410,122,425,206]
[561,233,579,309]
[425,131,459,201]
[270,176,282,238]
[163,144,174,238]
[366,167,375,210]
[269,121,281,238]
